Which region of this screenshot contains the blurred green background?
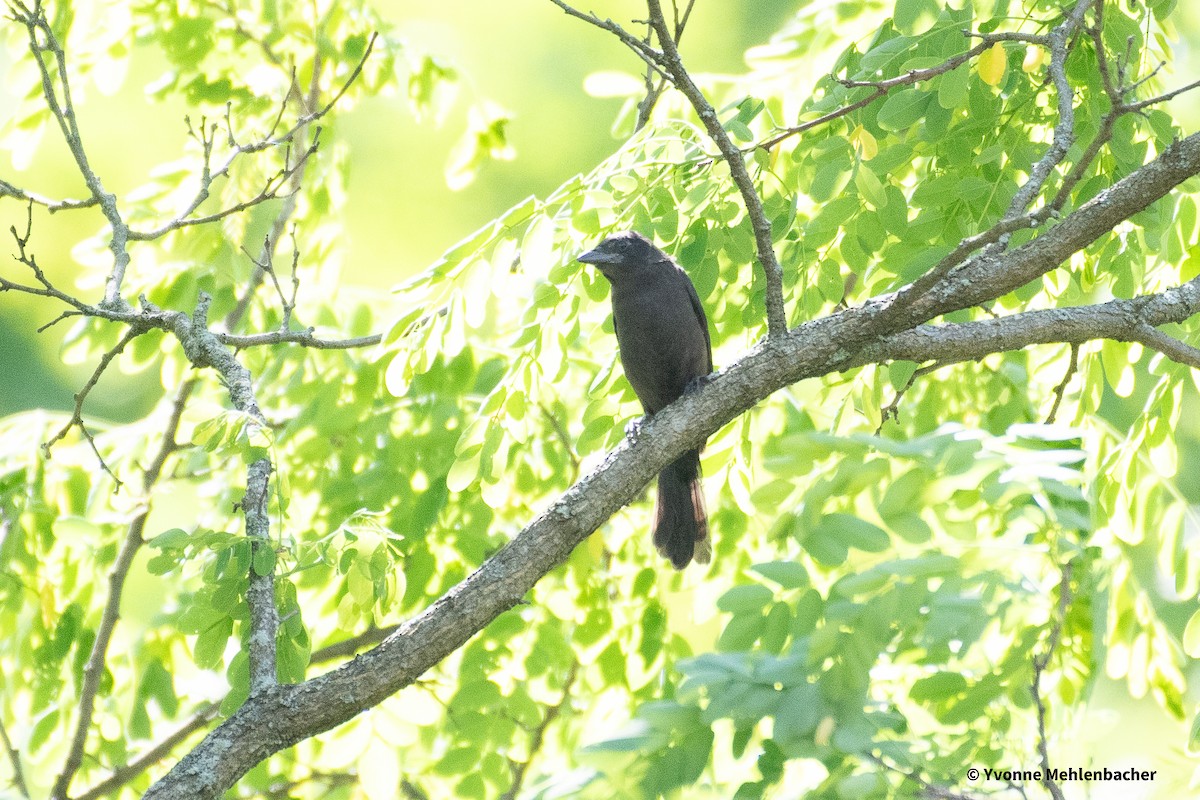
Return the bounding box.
[0,0,799,419]
[1,0,1198,418]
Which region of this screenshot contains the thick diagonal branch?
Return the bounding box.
[142,128,1200,800]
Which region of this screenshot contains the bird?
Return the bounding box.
[578,230,713,569]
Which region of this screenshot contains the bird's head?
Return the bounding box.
[577,230,662,280]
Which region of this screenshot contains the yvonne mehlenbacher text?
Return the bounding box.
[981,767,1157,781]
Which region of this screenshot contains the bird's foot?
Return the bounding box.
[684,372,715,395]
[625,417,645,441]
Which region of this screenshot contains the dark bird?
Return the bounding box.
[578,230,713,569]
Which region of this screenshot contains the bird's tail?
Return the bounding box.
[653,449,710,569]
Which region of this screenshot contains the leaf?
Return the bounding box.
[751,561,808,589]
[718,584,775,613]
[978,44,1006,87]
[876,89,932,131]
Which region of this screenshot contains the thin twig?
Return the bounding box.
[540,403,582,477]
[0,718,30,799]
[310,625,401,664]
[876,361,956,433]
[642,0,787,336]
[42,328,145,480]
[72,702,220,800]
[501,662,578,800]
[867,753,981,800]
[1030,563,1073,800]
[0,178,99,212]
[1044,343,1079,423]
[48,379,195,800]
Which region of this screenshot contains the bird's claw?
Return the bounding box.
[684,372,714,395]
[625,417,644,441]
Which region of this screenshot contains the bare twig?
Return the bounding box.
[401,779,431,800]
[216,329,383,350]
[42,328,145,481]
[876,361,955,433]
[759,30,1040,152]
[0,718,30,799]
[546,0,666,76]
[0,178,99,212]
[643,0,787,336]
[867,753,981,800]
[634,0,695,130]
[310,625,401,664]
[540,404,582,477]
[501,662,578,800]
[73,702,220,800]
[1044,343,1079,423]
[48,379,195,800]
[9,0,131,306]
[1030,563,1073,800]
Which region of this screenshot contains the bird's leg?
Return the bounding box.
[625,415,647,441]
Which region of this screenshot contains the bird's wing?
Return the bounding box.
[683,270,713,372]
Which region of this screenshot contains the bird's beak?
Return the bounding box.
[577,247,616,265]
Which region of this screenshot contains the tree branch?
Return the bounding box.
[72,702,220,800]
[48,380,194,800]
[9,0,131,306]
[502,662,578,800]
[1030,563,1073,800]
[244,457,278,694]
[643,0,787,336]
[0,718,30,800]
[0,178,99,212]
[142,128,1200,800]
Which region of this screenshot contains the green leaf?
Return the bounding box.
[718,584,775,613]
[751,561,808,589]
[876,89,932,131]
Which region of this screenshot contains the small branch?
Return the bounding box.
[1030,563,1073,800]
[126,136,319,241]
[72,702,220,800]
[1044,343,1079,424]
[876,361,952,433]
[757,86,887,151]
[1001,1,1091,224]
[48,379,194,800]
[0,718,30,800]
[0,178,99,212]
[244,457,278,694]
[216,329,383,350]
[309,625,401,665]
[258,771,357,800]
[9,0,131,305]
[867,753,981,800]
[758,30,1038,152]
[501,662,578,800]
[1127,76,1200,112]
[539,404,582,477]
[1127,322,1200,368]
[633,0,695,130]
[42,328,144,482]
[642,0,787,336]
[546,0,667,76]
[401,779,430,800]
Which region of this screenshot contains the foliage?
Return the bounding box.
[1,0,1199,799]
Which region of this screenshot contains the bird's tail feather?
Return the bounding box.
[653,450,710,569]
